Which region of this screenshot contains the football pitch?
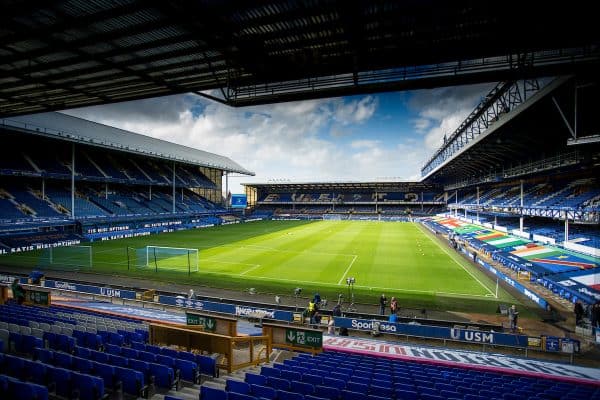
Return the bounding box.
[1,220,517,313]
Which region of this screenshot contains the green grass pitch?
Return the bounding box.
[0,220,519,313]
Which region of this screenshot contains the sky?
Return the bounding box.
[64,83,494,195]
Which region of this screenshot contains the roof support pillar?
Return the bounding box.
[71,143,75,219]
[172,161,176,214]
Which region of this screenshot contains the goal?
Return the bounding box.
[128,246,199,274]
[38,245,93,270]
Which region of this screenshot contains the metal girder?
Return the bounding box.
[1,1,599,116]
[421,79,543,178]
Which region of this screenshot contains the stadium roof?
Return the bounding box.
[243,181,439,191]
[423,75,600,187]
[1,112,253,175]
[1,1,599,116]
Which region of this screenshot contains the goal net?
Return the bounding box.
[128,246,198,274]
[38,245,93,270]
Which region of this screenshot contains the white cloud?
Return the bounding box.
[64,83,492,193]
[350,139,381,149]
[408,83,494,151]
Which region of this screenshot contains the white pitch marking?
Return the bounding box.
[416,223,495,297]
[337,255,358,285]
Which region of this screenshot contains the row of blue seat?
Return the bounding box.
[1,353,103,400]
[0,373,49,400]
[31,346,148,396]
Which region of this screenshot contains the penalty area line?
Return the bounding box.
[337,255,358,285]
[240,264,262,276]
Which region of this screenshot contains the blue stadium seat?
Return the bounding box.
[251,384,277,399]
[54,351,73,369]
[104,343,121,355]
[108,354,129,368]
[280,369,303,382]
[48,367,72,398]
[2,354,26,380]
[302,373,324,386]
[201,385,228,400]
[341,390,364,400]
[291,380,315,396]
[245,372,267,386]
[93,362,116,390]
[121,347,139,359]
[72,371,105,400]
[323,376,346,390]
[22,359,47,386]
[346,381,368,393]
[314,385,340,400]
[278,389,304,400]
[114,366,145,397]
[34,347,54,364]
[227,379,251,395]
[4,375,49,400]
[149,362,175,389]
[267,376,291,391]
[73,356,94,374]
[175,358,198,383]
[261,366,281,378]
[228,393,256,400]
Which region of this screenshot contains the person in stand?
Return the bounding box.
[379,294,387,315]
[508,304,519,333]
[11,278,24,305]
[327,318,335,335]
[574,300,584,326]
[313,292,321,307]
[590,301,600,328]
[332,303,342,317]
[313,311,322,326]
[390,297,398,315]
[308,299,316,325]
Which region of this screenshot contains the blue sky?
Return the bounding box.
[65,83,494,194]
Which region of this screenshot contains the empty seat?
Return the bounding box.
[251,384,277,399]
[200,385,227,400]
[278,389,304,400]
[72,371,105,400]
[226,379,251,395]
[114,366,146,397]
[291,380,315,395]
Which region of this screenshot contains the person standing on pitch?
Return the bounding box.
[390,296,398,315]
[508,304,519,333]
[379,294,387,315]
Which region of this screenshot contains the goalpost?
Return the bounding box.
[128,246,199,275]
[39,245,93,270]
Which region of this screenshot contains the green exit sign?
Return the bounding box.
[186,313,216,332]
[25,289,49,306]
[285,328,322,348]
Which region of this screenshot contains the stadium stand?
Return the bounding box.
[202,351,600,400]
[0,112,250,253]
[0,302,223,398]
